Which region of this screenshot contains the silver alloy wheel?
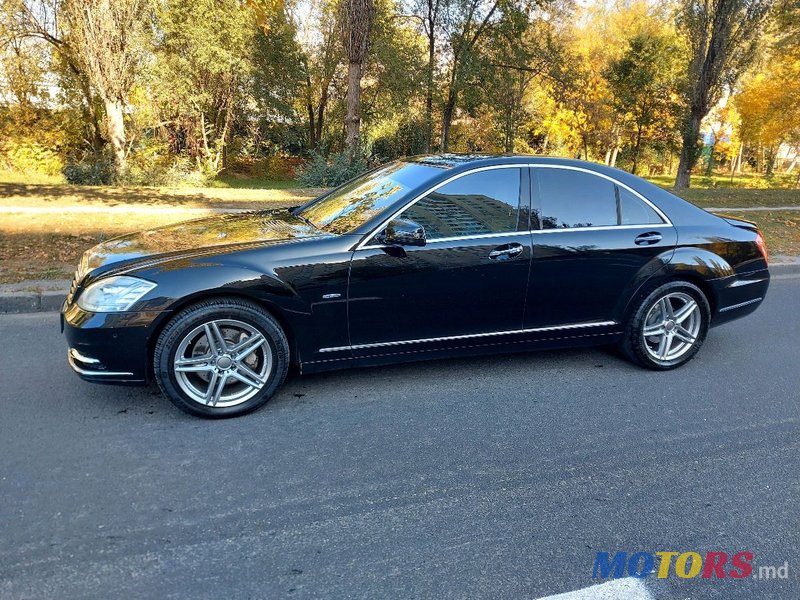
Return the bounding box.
[642,292,702,362]
[173,318,272,407]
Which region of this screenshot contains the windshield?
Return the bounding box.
[294,161,443,234]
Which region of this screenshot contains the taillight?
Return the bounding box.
[755,232,768,264]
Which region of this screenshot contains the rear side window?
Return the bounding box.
[536,168,617,229]
[618,186,664,225]
[400,168,521,239]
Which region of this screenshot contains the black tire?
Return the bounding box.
[154,297,289,418]
[620,280,711,370]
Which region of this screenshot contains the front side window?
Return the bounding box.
[399,168,521,239]
[295,161,442,234]
[536,168,617,229]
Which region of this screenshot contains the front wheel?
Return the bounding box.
[621,281,711,370]
[154,298,289,418]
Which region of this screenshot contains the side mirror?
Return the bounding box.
[377,218,426,247]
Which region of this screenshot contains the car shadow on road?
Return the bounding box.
[69,344,636,420]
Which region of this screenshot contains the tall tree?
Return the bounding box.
[674,0,772,188]
[0,0,106,156]
[439,0,500,151]
[339,0,375,153]
[605,33,682,175]
[407,0,447,151]
[63,0,151,178]
[152,0,255,174]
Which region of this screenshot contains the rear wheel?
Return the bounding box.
[621,281,710,370]
[154,298,289,418]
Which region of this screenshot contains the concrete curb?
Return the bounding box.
[0,290,67,314]
[2,262,800,315]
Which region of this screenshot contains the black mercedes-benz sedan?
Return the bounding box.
[62,155,770,418]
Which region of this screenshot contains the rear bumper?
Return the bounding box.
[710,267,770,327]
[62,302,167,385]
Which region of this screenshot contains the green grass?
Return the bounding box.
[208,173,302,190]
[667,188,800,209]
[0,168,66,185]
[647,172,799,190]
[714,210,800,259]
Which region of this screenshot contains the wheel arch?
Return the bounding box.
[145,289,299,382]
[621,265,719,327]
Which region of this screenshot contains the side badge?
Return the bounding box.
[322,293,342,300]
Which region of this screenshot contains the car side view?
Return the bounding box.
[62,155,770,418]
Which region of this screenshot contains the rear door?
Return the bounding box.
[524,166,677,328]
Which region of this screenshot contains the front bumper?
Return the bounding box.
[62,302,168,385]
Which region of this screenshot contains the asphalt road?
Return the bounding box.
[1,278,798,600]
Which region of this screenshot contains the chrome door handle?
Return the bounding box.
[489,243,524,260]
[634,232,662,246]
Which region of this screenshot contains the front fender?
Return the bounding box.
[133,262,300,314]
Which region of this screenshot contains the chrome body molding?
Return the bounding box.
[719,297,763,313]
[68,349,134,376]
[319,320,618,353]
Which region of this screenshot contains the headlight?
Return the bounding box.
[77,276,157,312]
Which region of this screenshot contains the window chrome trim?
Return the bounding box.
[533,224,668,234]
[318,320,617,353]
[530,164,673,228]
[421,230,527,244]
[357,164,524,250]
[356,162,673,251]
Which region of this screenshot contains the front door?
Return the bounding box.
[348,166,532,355]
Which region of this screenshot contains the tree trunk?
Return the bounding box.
[632,125,643,175]
[103,97,126,179]
[610,146,619,167]
[675,110,702,189]
[305,76,316,149]
[705,134,717,176]
[425,27,435,152]
[74,68,104,156]
[786,153,798,174]
[344,61,363,153]
[440,87,456,152]
[315,85,329,147]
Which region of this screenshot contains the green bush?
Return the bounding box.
[228,155,305,180]
[0,140,64,177]
[120,153,209,187]
[63,159,114,185]
[372,118,428,161]
[297,150,374,187]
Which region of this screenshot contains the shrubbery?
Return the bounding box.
[297,150,375,187]
[62,159,114,185]
[0,140,65,177]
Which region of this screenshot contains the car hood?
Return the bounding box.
[80,208,323,278]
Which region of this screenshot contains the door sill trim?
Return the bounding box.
[318,320,617,353]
